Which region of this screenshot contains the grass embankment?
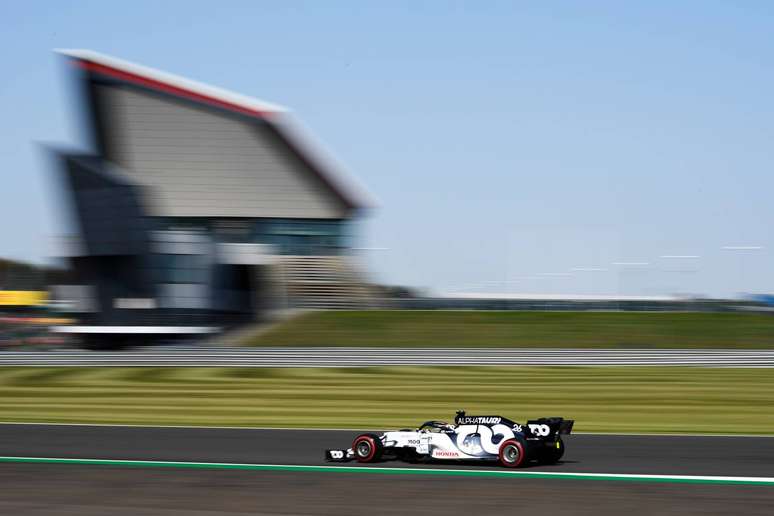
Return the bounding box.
[244,311,774,348]
[2,366,773,434]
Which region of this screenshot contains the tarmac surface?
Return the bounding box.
[2,424,773,515]
[2,464,773,516]
[1,423,774,477]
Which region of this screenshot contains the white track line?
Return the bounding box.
[1,456,773,484]
[3,348,774,366]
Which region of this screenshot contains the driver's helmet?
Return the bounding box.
[421,420,453,433]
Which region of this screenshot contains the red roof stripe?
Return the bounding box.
[75,60,272,119]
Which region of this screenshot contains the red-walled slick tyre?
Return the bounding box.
[498,439,526,468]
[352,433,383,463]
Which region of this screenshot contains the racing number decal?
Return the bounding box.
[528,424,550,437]
[455,424,515,454]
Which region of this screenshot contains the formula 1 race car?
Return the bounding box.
[325,411,573,468]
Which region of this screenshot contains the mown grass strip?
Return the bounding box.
[1,366,774,433]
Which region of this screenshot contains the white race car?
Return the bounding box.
[325,410,574,468]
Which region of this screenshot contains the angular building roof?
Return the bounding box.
[57,49,375,216]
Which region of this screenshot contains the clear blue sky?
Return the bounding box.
[2,1,772,297]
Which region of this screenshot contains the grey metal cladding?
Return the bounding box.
[61,154,154,257]
[95,85,350,219]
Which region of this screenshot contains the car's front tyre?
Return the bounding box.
[352,433,383,463]
[498,439,526,468]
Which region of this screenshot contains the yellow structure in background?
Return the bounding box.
[0,291,48,306]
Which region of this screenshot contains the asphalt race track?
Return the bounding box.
[1,423,773,476]
[2,424,774,515]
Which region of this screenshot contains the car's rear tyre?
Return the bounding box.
[498,439,526,468]
[352,433,383,463]
[539,438,565,464]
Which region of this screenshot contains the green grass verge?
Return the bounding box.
[243,310,774,348]
[1,366,773,434]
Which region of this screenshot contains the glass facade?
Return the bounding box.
[159,217,352,256]
[144,218,355,312]
[153,253,209,284]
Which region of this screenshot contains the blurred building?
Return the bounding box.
[53,50,375,346]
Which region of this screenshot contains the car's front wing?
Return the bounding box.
[325,448,355,462]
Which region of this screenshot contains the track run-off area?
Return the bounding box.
[2,423,774,485]
[4,347,774,366]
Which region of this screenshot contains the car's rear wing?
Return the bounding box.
[526,417,574,438]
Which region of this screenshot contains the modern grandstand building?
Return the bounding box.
[53,50,374,345]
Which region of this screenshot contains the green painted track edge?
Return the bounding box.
[1,457,773,486]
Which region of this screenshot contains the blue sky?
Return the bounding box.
[1,1,772,297]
